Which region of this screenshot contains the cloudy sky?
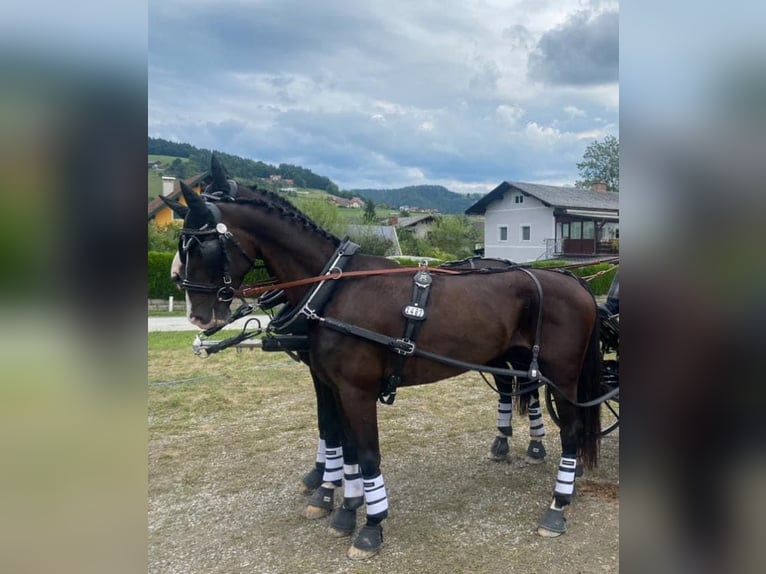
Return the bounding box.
[149,0,618,193]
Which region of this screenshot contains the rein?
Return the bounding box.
[235,266,463,298]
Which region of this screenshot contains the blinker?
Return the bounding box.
[216,223,228,234]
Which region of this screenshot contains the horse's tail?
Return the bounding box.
[577,306,602,469]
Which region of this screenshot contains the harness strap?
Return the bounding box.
[268,237,360,334]
[517,267,545,381]
[317,315,619,408]
[380,266,433,405]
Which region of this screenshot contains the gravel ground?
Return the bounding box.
[149,355,619,573]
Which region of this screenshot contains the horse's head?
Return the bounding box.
[168,180,256,329]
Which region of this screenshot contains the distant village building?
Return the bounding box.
[328,196,365,208]
[395,214,436,239]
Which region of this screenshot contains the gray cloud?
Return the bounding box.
[527,10,618,86]
[149,1,619,190]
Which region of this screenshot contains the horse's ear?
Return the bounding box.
[158,195,189,218]
[210,154,230,191]
[180,181,206,212]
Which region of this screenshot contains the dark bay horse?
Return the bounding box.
[164,163,550,514]
[170,169,602,559]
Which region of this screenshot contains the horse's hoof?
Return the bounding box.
[525,439,546,464]
[330,503,358,536]
[303,504,332,520]
[329,525,353,538]
[347,524,383,560]
[299,467,323,494]
[487,436,509,461]
[537,507,566,536]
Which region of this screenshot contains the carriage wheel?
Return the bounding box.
[544,379,619,437]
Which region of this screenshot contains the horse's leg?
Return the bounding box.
[487,375,513,462]
[537,388,579,537]
[525,388,547,464]
[333,387,388,560]
[328,442,364,538]
[299,371,328,494]
[304,376,345,519]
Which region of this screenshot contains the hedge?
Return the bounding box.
[148,251,177,299]
[148,251,275,299]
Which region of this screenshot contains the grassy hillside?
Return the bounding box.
[147,155,193,201]
[351,185,474,214]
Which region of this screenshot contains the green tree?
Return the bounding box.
[148,222,181,252]
[363,199,377,223]
[347,229,395,256]
[575,135,619,192]
[426,215,481,259]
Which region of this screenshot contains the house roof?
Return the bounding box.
[147,173,208,219]
[465,181,619,215]
[397,215,435,228]
[345,224,403,256]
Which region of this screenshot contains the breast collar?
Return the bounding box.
[268,237,360,335]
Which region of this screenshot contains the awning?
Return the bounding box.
[562,209,619,221]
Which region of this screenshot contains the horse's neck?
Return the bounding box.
[233,203,339,303]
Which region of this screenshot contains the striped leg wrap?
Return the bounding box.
[496,399,512,431]
[553,456,577,503]
[315,438,326,466]
[323,446,344,485]
[528,397,545,437]
[343,464,364,499]
[363,473,389,520]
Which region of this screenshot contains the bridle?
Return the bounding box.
[179,199,258,303]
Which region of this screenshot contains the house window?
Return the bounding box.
[561,222,570,238]
[499,226,508,241]
[514,194,524,204]
[583,221,595,239]
[521,225,531,241]
[571,221,582,239]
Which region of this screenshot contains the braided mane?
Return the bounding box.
[234,186,341,245]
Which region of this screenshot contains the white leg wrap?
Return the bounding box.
[323,446,343,483]
[528,398,545,437]
[554,456,577,497]
[363,474,389,517]
[343,464,364,499]
[315,438,326,465]
[497,400,512,428]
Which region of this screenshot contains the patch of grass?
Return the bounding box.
[149,341,619,572]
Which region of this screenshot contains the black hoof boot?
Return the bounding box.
[330,506,357,537]
[488,436,510,461]
[537,507,567,537]
[303,485,335,519]
[525,439,546,464]
[347,524,383,560]
[299,467,323,494]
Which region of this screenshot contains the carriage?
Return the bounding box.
[163,155,619,559]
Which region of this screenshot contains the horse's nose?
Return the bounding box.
[189,315,213,329]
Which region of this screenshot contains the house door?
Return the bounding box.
[561,221,596,254]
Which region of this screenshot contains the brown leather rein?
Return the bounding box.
[235,266,462,298]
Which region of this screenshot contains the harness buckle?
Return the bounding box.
[217,286,235,302]
[392,338,415,356]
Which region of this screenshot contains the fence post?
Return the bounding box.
[168,296,174,312]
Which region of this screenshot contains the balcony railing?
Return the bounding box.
[543,238,619,259]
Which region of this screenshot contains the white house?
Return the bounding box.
[465,181,619,262]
